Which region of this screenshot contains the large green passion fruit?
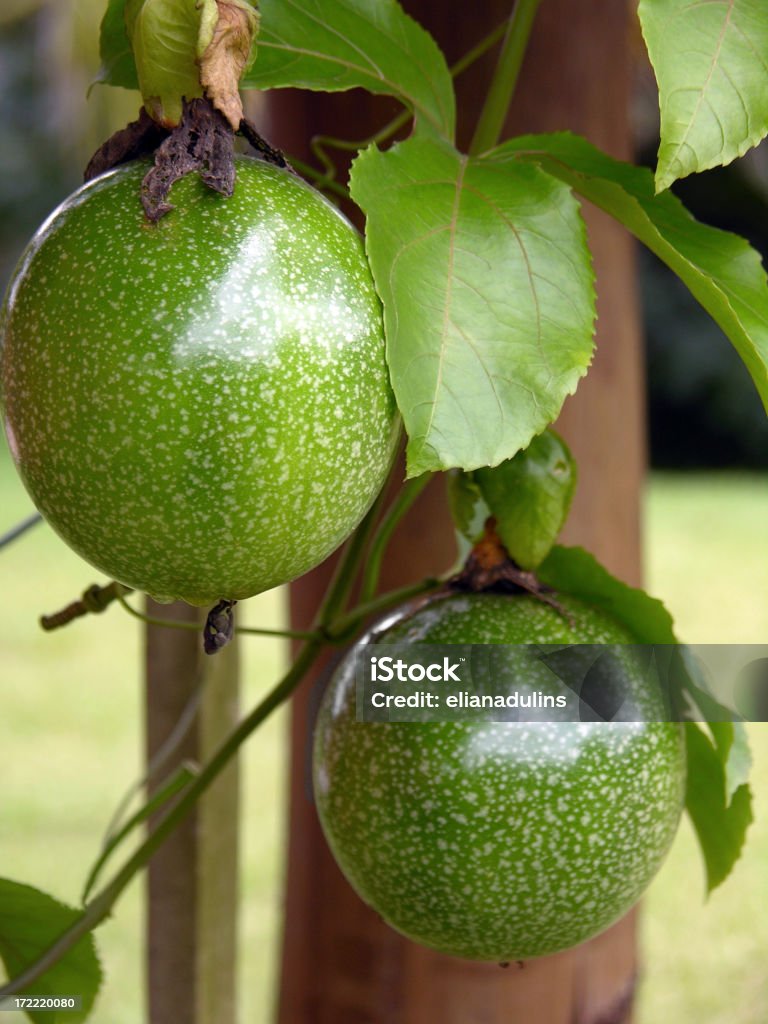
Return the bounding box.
[313,591,685,961]
[0,157,398,604]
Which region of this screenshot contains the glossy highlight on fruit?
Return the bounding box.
[0,157,398,604]
[313,591,685,961]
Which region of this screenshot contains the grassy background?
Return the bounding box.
[640,477,768,1024]
[0,443,766,1022]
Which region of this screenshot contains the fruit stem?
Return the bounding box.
[115,589,317,641]
[360,473,433,603]
[327,576,443,642]
[469,0,543,155]
[318,483,391,626]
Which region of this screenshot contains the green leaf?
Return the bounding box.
[725,722,753,798]
[495,132,768,422]
[95,0,138,90]
[242,0,455,139]
[0,880,101,1023]
[676,645,742,727]
[475,429,576,570]
[538,544,754,889]
[684,722,753,892]
[126,0,212,125]
[446,471,488,545]
[639,0,768,192]
[709,720,753,799]
[537,545,677,643]
[350,135,596,477]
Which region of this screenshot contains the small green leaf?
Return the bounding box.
[708,720,753,800]
[725,722,753,799]
[495,132,768,422]
[684,723,753,892]
[446,471,488,547]
[639,0,768,191]
[126,0,213,125]
[676,645,742,727]
[350,136,595,477]
[243,0,455,139]
[474,429,576,570]
[95,0,138,90]
[0,880,102,1023]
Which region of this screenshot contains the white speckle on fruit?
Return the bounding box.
[0,157,398,604]
[313,592,686,962]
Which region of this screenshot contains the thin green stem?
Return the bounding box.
[360,473,433,603]
[469,0,543,156]
[314,112,410,157]
[451,20,508,79]
[307,117,406,193]
[81,763,198,903]
[0,501,442,994]
[318,482,391,626]
[309,110,412,188]
[115,590,199,631]
[288,157,350,200]
[236,624,317,640]
[329,577,443,642]
[115,590,316,641]
[0,512,43,551]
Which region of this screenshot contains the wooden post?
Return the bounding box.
[273,1,644,1019]
[144,600,240,1024]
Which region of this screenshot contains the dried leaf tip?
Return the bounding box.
[200,0,261,130]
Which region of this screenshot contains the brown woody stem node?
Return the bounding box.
[40,582,132,631]
[450,518,572,621]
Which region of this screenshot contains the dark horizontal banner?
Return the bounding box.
[352,644,768,723]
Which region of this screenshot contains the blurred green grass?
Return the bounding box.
[640,476,768,1024]
[0,441,766,1022]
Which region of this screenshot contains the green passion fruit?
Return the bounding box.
[313,591,685,961]
[0,157,398,604]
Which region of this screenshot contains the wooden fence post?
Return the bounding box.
[144,601,240,1024]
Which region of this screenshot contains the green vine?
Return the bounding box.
[359,473,432,603]
[469,0,543,155]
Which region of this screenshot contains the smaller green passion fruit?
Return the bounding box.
[0,158,398,605]
[313,591,685,962]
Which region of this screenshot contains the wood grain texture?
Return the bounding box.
[144,601,240,1024]
[277,1,643,1020]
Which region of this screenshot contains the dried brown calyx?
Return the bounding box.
[450,517,569,619]
[84,96,290,223]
